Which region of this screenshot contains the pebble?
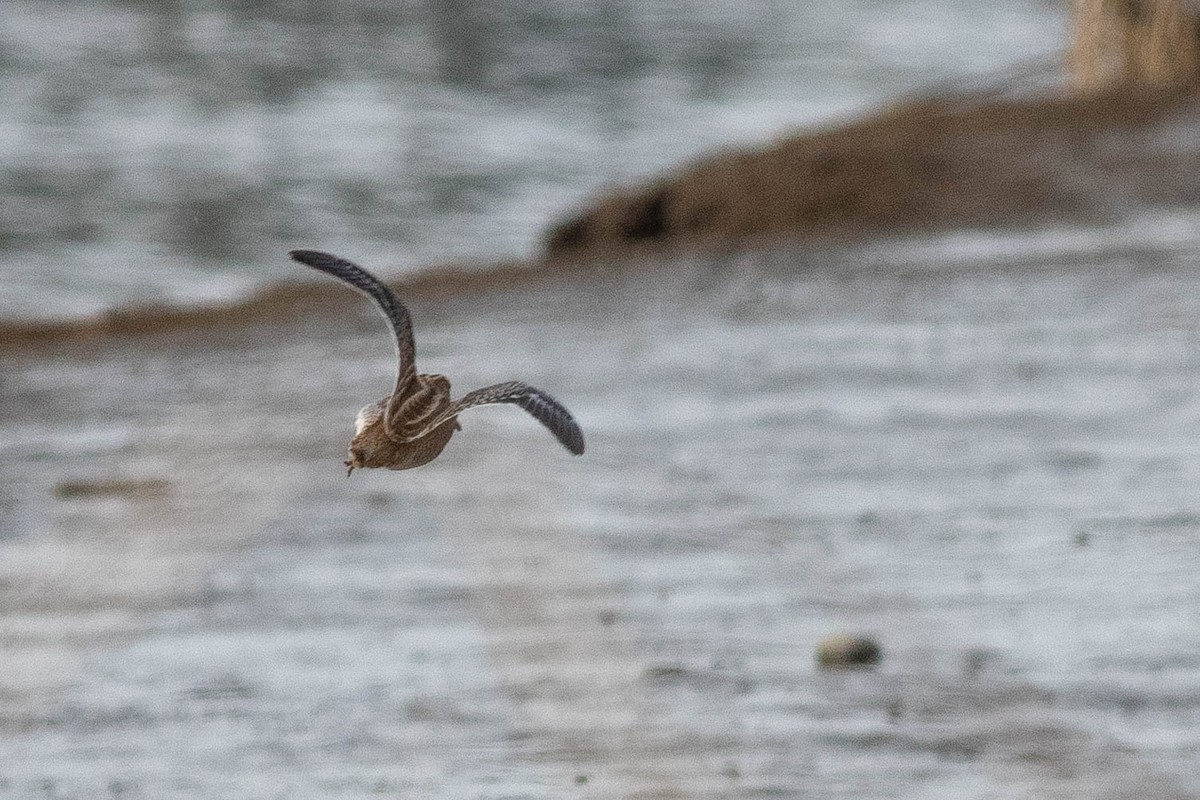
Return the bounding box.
[816,635,882,669]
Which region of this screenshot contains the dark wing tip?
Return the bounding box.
[289,249,339,269]
[535,414,586,456]
[567,432,586,456]
[559,418,586,456]
[519,388,585,456]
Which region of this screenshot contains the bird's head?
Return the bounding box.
[344,445,365,476]
[345,402,386,475]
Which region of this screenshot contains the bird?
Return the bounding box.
[289,249,585,474]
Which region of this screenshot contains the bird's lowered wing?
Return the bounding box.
[407,380,585,455]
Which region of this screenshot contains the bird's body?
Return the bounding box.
[348,399,458,470]
[289,249,585,473]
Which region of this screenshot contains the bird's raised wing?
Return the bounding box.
[289,249,416,394]
[407,381,585,455]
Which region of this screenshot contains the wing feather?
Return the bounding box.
[410,381,585,455]
[289,249,416,393]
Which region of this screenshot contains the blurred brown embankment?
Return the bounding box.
[3,85,1200,354]
[0,258,555,355]
[544,86,1200,259]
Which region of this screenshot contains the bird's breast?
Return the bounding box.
[351,416,458,471]
[385,420,458,470]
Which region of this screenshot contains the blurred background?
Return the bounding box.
[5,2,1200,799]
[3,0,1065,321]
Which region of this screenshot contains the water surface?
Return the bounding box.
[2,230,1199,797]
[0,0,1065,321]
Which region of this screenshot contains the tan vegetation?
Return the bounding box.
[544,86,1197,259]
[1069,0,1200,91]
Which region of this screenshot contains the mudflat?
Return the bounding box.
[2,234,1199,797]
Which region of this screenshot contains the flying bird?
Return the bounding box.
[290,249,585,473]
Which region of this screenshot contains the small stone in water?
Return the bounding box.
[816,635,882,669]
[54,478,170,500]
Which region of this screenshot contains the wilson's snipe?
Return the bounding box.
[290,249,585,473]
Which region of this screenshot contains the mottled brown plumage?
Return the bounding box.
[289,249,585,473]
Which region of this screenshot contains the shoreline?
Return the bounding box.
[544,85,1199,256]
[5,86,1199,356]
[0,257,575,355]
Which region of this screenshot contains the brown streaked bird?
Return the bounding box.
[289,249,585,474]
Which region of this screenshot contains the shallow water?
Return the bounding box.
[0,0,1065,322]
[3,230,1200,797]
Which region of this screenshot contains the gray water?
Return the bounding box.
[0,0,1066,321]
[5,2,1200,796]
[3,229,1200,797]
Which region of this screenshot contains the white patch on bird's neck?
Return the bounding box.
[355,403,383,435]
